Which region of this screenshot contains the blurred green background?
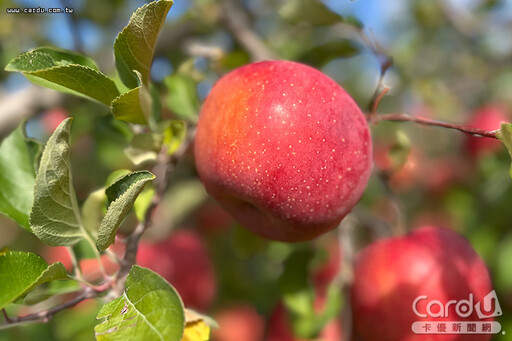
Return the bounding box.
[0,0,511,340]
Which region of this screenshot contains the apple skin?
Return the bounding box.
[466,105,508,158]
[211,305,265,341]
[136,230,216,311]
[351,226,493,341]
[194,60,372,242]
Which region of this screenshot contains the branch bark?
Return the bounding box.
[219,0,277,61]
[113,126,197,293]
[373,113,499,139]
[0,286,102,329]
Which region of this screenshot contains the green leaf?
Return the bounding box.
[149,83,163,123]
[280,248,314,316]
[232,224,267,259]
[95,265,185,341]
[134,186,155,222]
[124,133,163,166]
[496,123,512,178]
[0,251,68,310]
[82,188,107,234]
[388,130,411,171]
[299,39,362,66]
[30,118,86,246]
[164,74,200,121]
[111,71,152,125]
[96,171,155,251]
[279,0,343,26]
[106,169,132,188]
[22,279,81,306]
[111,87,146,124]
[162,120,186,155]
[280,247,332,338]
[5,48,119,105]
[114,0,173,89]
[0,123,40,231]
[29,47,100,70]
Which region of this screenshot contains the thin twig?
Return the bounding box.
[1,126,197,328]
[219,0,277,61]
[0,287,100,329]
[375,169,406,236]
[373,113,499,139]
[66,245,84,282]
[371,88,389,116]
[329,22,393,117]
[365,36,393,119]
[2,309,12,323]
[438,0,482,38]
[113,126,197,293]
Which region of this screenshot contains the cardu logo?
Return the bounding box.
[411,290,502,335]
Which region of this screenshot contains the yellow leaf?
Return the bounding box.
[181,319,210,341]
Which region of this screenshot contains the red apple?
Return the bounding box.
[466,105,508,158]
[212,305,265,341]
[194,60,372,242]
[41,108,68,134]
[136,230,216,311]
[351,226,494,341]
[41,245,120,282]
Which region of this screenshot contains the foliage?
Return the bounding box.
[1,0,511,340]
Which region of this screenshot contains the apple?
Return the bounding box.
[466,105,508,158]
[41,108,68,134]
[351,226,494,341]
[136,229,216,311]
[374,144,466,194]
[211,305,265,341]
[194,60,372,242]
[41,245,120,283]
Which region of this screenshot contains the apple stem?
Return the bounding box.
[370,88,389,117]
[372,113,500,139]
[65,246,84,281]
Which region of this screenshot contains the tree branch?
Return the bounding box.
[219,0,277,61]
[113,126,197,293]
[0,287,100,330]
[373,113,499,139]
